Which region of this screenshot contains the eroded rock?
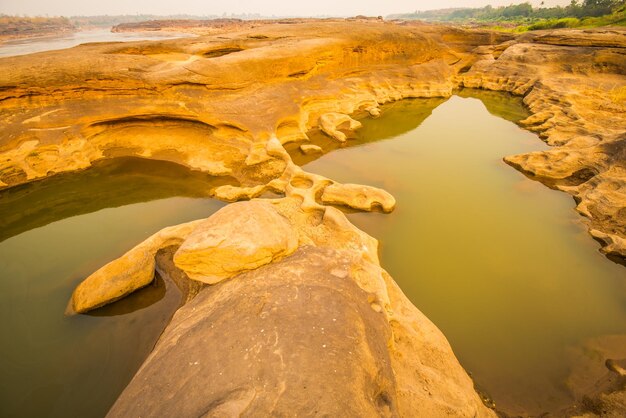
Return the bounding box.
[107,246,400,417]
[69,219,203,314]
[322,182,396,213]
[4,21,625,417]
[102,200,493,417]
[318,112,363,142]
[69,197,494,416]
[173,200,299,284]
[460,28,626,260]
[70,248,155,315]
[299,143,323,154]
[2,23,622,261]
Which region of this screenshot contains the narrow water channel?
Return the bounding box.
[0,29,194,58]
[289,91,626,415]
[0,158,226,417]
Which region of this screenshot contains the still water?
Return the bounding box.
[0,92,624,417]
[0,29,194,58]
[0,159,226,417]
[289,91,626,415]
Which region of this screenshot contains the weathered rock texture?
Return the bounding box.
[173,200,299,283]
[2,19,625,417]
[69,219,204,313]
[77,198,495,417]
[458,28,626,261]
[0,21,623,260]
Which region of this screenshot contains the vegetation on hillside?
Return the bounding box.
[389,1,626,31]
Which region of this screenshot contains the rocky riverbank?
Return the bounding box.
[0,21,623,261]
[0,16,75,42]
[111,18,261,36]
[110,17,385,36]
[1,20,624,416]
[87,198,495,417]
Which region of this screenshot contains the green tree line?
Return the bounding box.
[395,0,625,21]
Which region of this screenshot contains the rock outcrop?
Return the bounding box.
[299,143,322,154]
[318,112,363,142]
[321,183,396,213]
[0,22,623,260]
[71,198,494,417]
[459,28,626,261]
[69,219,204,313]
[173,200,299,283]
[1,19,625,417]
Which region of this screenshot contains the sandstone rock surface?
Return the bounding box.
[459,28,626,262]
[69,197,384,313]
[318,112,363,142]
[1,22,622,260]
[3,19,625,418]
[299,143,322,154]
[101,199,493,418]
[109,246,400,417]
[322,182,396,213]
[69,219,203,313]
[173,200,299,283]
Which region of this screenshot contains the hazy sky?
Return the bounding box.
[0,0,572,17]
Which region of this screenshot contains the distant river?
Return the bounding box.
[0,29,195,58]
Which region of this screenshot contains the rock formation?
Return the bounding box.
[299,143,322,154]
[0,21,623,261]
[72,197,494,417]
[1,19,625,416]
[459,28,626,262]
[69,219,205,313]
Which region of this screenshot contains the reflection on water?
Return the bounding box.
[0,159,225,418]
[87,274,169,318]
[0,157,236,243]
[0,90,623,417]
[456,88,531,123]
[293,91,626,415]
[0,29,194,58]
[285,98,447,167]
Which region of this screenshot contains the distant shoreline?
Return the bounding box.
[0,16,76,43]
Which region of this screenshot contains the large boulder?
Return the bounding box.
[107,246,399,417]
[107,245,494,417]
[173,200,299,284]
[70,199,494,417]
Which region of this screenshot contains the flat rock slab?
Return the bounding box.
[108,246,398,417]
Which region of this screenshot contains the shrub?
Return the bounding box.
[528,17,580,30]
